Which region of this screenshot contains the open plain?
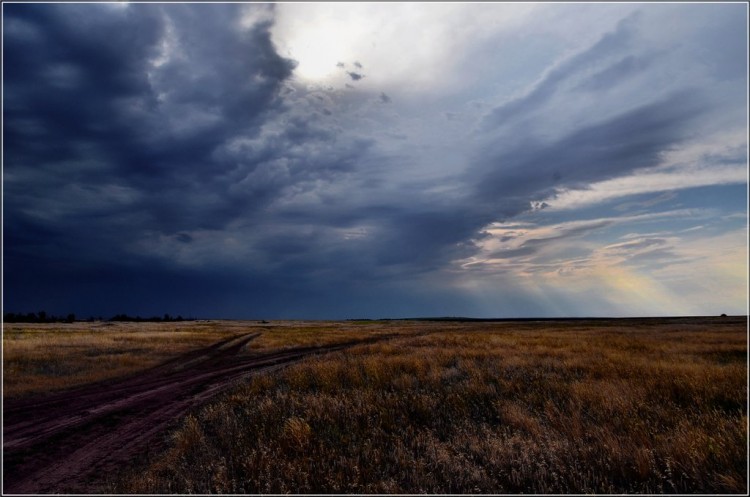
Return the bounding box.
[2,317,747,494]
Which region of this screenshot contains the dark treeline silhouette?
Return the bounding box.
[108,313,195,322]
[4,311,76,323]
[3,312,196,323]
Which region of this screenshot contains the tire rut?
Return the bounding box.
[2,331,401,494]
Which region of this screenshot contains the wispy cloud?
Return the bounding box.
[459,210,709,269]
[545,164,747,211]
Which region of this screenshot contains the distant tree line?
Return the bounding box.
[3,311,76,323]
[108,313,195,322]
[3,311,196,323]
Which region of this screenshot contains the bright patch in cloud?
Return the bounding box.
[546,165,747,211]
[271,2,536,89]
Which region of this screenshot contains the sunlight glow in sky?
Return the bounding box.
[3,2,748,319]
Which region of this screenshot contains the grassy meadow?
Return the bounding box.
[3,320,239,397]
[110,317,747,494]
[2,320,414,398]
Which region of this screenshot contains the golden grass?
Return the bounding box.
[116,318,748,494]
[244,320,422,351]
[2,321,250,397]
[2,320,421,398]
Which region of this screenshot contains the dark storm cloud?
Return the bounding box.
[346,71,365,81]
[474,88,709,217]
[369,208,487,271]
[464,12,723,225]
[4,4,163,168]
[3,3,307,315]
[5,2,411,319]
[175,233,194,244]
[4,3,299,236]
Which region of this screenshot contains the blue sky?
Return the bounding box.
[3,2,748,319]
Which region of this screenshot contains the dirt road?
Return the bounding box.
[2,332,388,494]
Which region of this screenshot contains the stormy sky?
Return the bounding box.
[3,2,747,319]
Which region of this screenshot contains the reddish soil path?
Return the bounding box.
[2,332,395,494]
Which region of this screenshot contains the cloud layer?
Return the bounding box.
[3,3,747,318]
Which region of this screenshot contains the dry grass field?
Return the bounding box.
[3,321,242,398]
[244,319,422,351]
[2,320,414,398]
[109,317,747,494]
[3,317,746,493]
